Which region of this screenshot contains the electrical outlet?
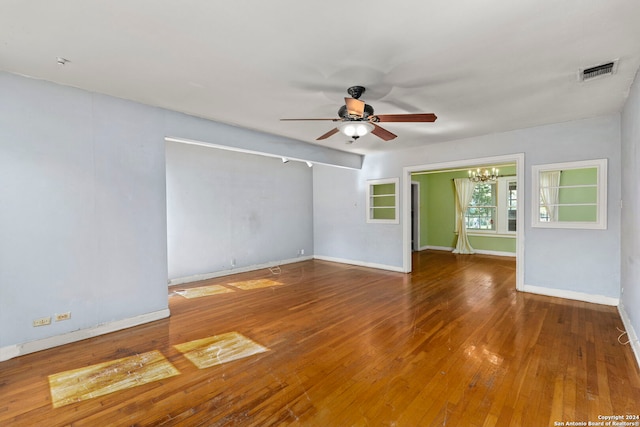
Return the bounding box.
[55,312,71,321]
[231,258,236,267]
[300,249,305,255]
[33,316,51,327]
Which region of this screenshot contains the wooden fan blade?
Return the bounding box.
[371,124,397,141]
[373,113,437,123]
[280,118,339,121]
[344,98,365,117]
[316,128,340,140]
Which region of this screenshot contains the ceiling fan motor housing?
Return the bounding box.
[338,104,375,119]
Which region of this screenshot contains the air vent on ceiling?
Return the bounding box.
[579,60,618,82]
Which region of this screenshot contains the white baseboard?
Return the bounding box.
[169,256,313,286]
[313,255,405,273]
[473,249,516,258]
[618,303,640,371]
[523,284,619,306]
[422,245,515,257]
[0,309,170,362]
[423,245,454,252]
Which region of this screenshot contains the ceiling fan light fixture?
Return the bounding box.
[338,122,374,137]
[342,124,356,136]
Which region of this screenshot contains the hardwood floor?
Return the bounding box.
[1,251,639,426]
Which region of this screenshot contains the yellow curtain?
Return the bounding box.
[453,178,476,254]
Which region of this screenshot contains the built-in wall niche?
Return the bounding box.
[366,178,399,224]
[531,158,607,229]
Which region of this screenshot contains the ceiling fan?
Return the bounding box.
[281,86,437,142]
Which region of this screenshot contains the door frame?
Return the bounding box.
[402,153,525,291]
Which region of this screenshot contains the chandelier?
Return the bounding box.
[469,167,499,183]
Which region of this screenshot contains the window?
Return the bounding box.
[463,177,516,235]
[507,181,517,232]
[466,183,496,230]
[366,178,399,224]
[532,159,607,229]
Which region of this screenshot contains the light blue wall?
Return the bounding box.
[314,114,622,298]
[0,71,359,356]
[166,141,313,280]
[312,165,404,269]
[621,70,640,349]
[0,73,169,350]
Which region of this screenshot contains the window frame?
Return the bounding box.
[465,182,497,232]
[457,176,517,237]
[531,159,607,230]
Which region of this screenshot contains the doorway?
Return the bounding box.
[402,153,525,290]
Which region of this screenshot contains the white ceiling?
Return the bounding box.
[2,1,640,155]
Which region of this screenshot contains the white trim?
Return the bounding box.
[403,153,525,290]
[366,177,400,224]
[0,309,170,362]
[0,345,20,362]
[421,245,514,257]
[455,176,517,235]
[474,249,516,257]
[466,232,516,238]
[618,304,640,370]
[313,255,405,273]
[424,245,455,252]
[523,284,619,306]
[165,136,361,170]
[169,256,313,286]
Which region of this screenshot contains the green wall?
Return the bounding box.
[557,167,598,222]
[412,166,516,254]
[371,182,397,220]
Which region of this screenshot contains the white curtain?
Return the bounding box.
[453,178,476,254]
[539,171,561,221]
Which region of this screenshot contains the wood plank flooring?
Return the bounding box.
[1,251,639,426]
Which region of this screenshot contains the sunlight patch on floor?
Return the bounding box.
[174,284,235,299]
[173,279,283,299]
[174,331,269,369]
[48,350,180,408]
[227,279,283,291]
